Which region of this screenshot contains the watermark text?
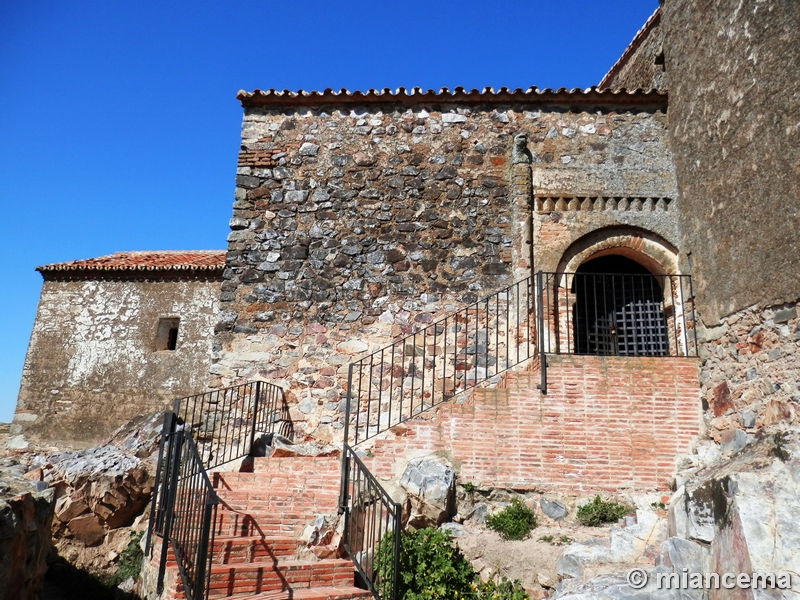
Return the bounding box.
[626,568,793,590]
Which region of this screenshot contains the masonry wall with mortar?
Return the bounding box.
[696,301,800,443]
[600,11,666,92]
[361,355,700,493]
[659,0,800,440]
[214,96,678,442]
[13,278,219,449]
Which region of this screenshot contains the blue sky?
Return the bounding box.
[0,0,657,423]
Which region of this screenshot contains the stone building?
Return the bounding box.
[10,251,224,449]
[12,0,799,495]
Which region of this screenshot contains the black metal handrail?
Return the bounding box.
[160,429,218,600]
[535,270,697,392]
[341,444,401,600]
[337,277,536,600]
[342,276,534,449]
[147,380,291,600]
[175,380,293,470]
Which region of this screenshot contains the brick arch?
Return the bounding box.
[556,226,680,275]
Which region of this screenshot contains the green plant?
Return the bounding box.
[377,528,476,600]
[650,501,666,510]
[485,500,537,541]
[108,531,144,587]
[461,482,476,494]
[576,496,632,527]
[375,528,529,600]
[474,576,529,600]
[537,534,573,546]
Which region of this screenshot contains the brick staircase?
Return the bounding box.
[151,455,371,600]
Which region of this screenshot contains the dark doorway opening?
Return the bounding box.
[571,255,668,356]
[156,318,180,351]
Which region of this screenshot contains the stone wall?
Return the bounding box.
[660,0,800,437]
[214,93,676,441]
[13,277,219,449]
[365,356,700,493]
[662,0,800,325]
[600,10,666,91]
[697,300,800,442]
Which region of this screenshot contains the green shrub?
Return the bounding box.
[576,496,631,527]
[375,528,530,600]
[377,528,475,600]
[474,576,529,600]
[108,531,144,587]
[485,500,537,541]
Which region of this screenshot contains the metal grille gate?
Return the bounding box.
[572,272,668,356]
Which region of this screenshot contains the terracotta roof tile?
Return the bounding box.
[37,250,226,273]
[237,86,667,108]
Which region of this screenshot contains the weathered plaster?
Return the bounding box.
[13,279,219,449]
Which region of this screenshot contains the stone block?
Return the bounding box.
[68,513,105,546]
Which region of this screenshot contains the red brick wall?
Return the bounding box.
[368,355,700,493]
[212,457,342,535]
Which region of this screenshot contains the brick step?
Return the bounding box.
[215,498,340,519]
[210,535,301,563]
[249,456,342,474]
[201,558,356,598]
[214,474,341,494]
[213,509,322,537]
[215,487,340,507]
[223,586,372,600]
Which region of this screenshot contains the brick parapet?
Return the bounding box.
[367,355,700,493]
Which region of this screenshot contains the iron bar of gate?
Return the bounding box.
[535,271,696,359]
[168,431,219,600]
[536,270,547,393]
[341,444,402,600]
[343,276,534,448]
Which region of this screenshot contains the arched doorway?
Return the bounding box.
[571,255,668,356]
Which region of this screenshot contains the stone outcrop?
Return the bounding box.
[300,513,346,560]
[399,455,455,529]
[28,413,161,574]
[0,456,55,600]
[45,445,151,544]
[671,426,800,596]
[553,427,800,598]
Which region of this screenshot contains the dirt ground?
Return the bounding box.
[454,522,613,599]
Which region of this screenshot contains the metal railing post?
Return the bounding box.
[392,503,402,600]
[339,365,354,513]
[146,410,175,556]
[536,270,548,393]
[157,428,184,594]
[249,381,260,455]
[195,500,215,600]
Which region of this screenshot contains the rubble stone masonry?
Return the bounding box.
[214,96,678,442]
[697,301,800,440]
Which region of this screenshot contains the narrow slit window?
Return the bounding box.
[156,318,180,351]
